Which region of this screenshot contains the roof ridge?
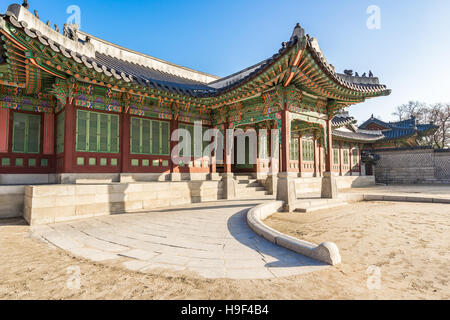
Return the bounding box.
[76,30,220,84]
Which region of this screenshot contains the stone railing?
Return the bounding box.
[246,201,342,265]
[294,175,375,195]
[0,185,25,219]
[24,181,223,225]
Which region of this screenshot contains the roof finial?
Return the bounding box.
[54,24,60,33]
[369,70,374,77]
[290,23,305,41]
[63,24,70,37]
[344,69,353,76]
[22,0,29,9]
[34,10,40,20]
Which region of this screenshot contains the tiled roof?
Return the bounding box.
[382,128,417,140]
[391,118,416,129]
[359,116,438,141]
[3,5,390,99]
[417,123,438,132]
[94,53,214,96]
[332,116,356,128]
[92,39,298,97]
[359,116,391,130]
[332,129,384,142]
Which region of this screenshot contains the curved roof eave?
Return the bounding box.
[2,3,391,104]
[332,130,385,142]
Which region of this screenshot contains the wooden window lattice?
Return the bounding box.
[76,110,119,154]
[12,113,41,154]
[130,117,170,156]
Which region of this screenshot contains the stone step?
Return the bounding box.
[295,199,331,207]
[234,175,254,180]
[236,185,266,192]
[236,179,258,185]
[294,201,348,213]
[238,190,270,198]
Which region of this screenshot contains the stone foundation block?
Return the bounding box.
[321,172,338,199]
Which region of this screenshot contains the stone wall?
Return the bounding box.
[24,181,224,225]
[0,185,25,218]
[0,174,57,185]
[295,176,375,195]
[0,173,216,185]
[374,148,450,184]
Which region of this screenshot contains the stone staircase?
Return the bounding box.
[232,174,270,199]
[293,198,348,213]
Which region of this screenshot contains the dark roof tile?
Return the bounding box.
[332,129,383,142]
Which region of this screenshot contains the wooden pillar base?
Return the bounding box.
[170,173,182,182]
[321,172,338,199]
[208,173,221,181]
[222,173,236,199]
[265,174,278,195]
[277,172,297,211]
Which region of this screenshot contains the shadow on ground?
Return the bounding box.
[226,208,326,269]
[0,218,27,227]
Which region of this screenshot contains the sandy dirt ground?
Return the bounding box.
[0,201,448,300]
[266,202,450,300]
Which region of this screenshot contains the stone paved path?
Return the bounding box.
[32,199,327,279]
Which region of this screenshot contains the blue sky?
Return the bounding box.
[3,0,450,123]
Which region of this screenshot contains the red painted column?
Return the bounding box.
[224,122,232,173]
[339,141,343,176]
[358,145,362,176]
[169,118,179,174]
[349,144,353,176]
[268,128,274,173]
[43,113,55,155]
[325,118,333,173]
[280,110,290,173]
[319,143,323,176]
[62,101,76,173]
[0,108,9,153]
[210,127,217,174]
[313,134,319,177]
[120,112,131,173]
[255,128,261,174]
[298,135,303,176]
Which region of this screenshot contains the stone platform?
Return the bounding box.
[31,200,327,279]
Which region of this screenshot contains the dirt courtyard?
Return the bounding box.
[266,201,450,300]
[0,201,449,300]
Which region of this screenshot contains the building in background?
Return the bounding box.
[359,115,438,149]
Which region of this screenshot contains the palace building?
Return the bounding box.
[0,2,396,206]
[359,115,438,149]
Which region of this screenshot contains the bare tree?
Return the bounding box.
[393,101,450,149]
[404,102,450,149]
[428,103,450,149]
[392,101,428,122]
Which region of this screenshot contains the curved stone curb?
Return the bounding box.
[247,201,342,266]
